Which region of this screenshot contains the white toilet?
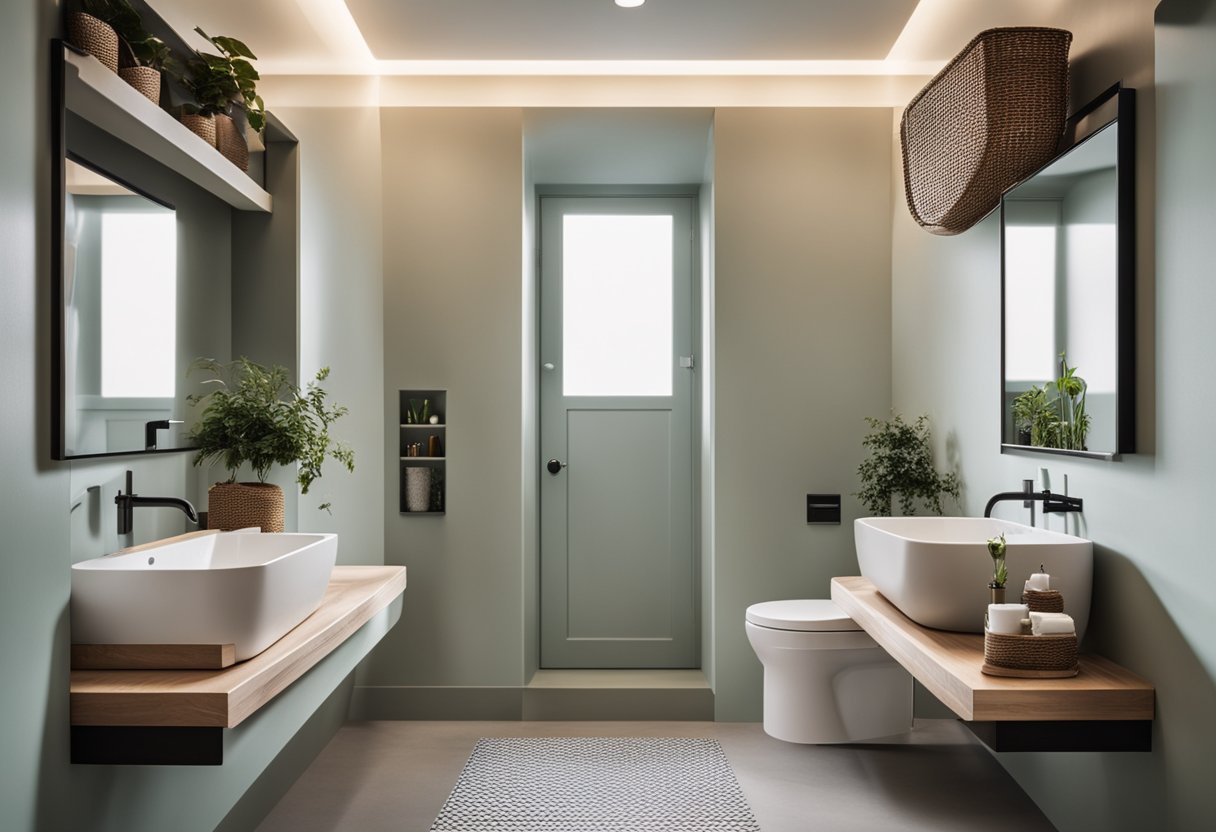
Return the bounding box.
[745,599,912,744]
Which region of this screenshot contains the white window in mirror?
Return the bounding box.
[100,211,176,398]
[562,214,673,397]
[1004,200,1059,383]
[1065,223,1118,394]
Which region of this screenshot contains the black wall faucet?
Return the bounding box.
[145,419,185,451]
[984,487,1083,519]
[115,470,199,536]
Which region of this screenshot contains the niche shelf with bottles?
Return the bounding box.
[398,389,446,515]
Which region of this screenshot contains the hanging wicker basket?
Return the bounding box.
[207,482,285,533]
[900,27,1073,236]
[66,12,119,74]
[214,113,250,171]
[119,66,160,104]
[180,113,216,147]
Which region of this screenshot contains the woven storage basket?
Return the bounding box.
[119,66,160,104]
[207,482,284,533]
[66,12,119,73]
[983,628,1078,674]
[180,113,216,147]
[214,114,250,172]
[900,27,1072,236]
[1022,589,1065,613]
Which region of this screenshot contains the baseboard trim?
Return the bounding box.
[350,683,715,721]
[350,686,524,720]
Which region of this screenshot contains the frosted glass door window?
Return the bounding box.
[562,214,673,396]
[101,211,177,397]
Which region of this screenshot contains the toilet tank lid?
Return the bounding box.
[745,600,861,632]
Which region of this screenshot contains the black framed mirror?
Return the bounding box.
[1000,85,1135,460]
[52,43,231,460]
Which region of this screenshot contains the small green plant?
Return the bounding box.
[856,413,961,516]
[179,28,266,131]
[1010,352,1089,451]
[187,358,354,503]
[987,533,1008,588]
[81,0,174,70]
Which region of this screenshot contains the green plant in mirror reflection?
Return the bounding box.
[1011,352,1090,451]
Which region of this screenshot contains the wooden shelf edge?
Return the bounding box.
[831,577,1154,724]
[64,46,273,213]
[70,566,406,728]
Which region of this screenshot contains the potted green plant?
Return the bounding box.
[856,413,961,516]
[66,1,121,74]
[91,0,176,103]
[187,358,354,532]
[178,28,266,170]
[987,533,1008,604]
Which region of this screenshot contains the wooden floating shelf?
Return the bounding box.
[72,643,236,671]
[70,566,406,730]
[831,577,1154,751]
[63,45,272,213]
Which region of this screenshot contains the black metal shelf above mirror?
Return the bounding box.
[1000,84,1136,460]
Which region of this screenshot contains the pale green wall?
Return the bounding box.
[890,0,1216,829]
[284,106,386,567]
[357,108,526,714]
[0,5,370,829]
[711,108,893,720]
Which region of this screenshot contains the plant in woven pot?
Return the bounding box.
[187,358,354,532]
[178,29,266,170]
[66,3,120,73]
[79,0,176,104]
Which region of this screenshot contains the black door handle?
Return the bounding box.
[547,458,566,475]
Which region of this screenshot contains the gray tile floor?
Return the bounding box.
[257,719,1055,832]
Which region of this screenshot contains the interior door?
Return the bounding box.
[539,194,697,668]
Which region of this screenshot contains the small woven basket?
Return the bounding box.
[1022,589,1065,613]
[983,628,1078,674]
[66,12,119,73]
[215,113,250,172]
[180,113,216,147]
[900,27,1073,235]
[207,482,285,533]
[119,66,160,104]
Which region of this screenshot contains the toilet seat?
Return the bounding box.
[745,600,860,632]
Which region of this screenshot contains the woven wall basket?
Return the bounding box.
[215,113,250,172]
[900,27,1073,236]
[66,12,119,74]
[208,482,285,533]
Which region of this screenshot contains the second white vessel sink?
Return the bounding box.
[72,530,338,661]
[854,517,1092,640]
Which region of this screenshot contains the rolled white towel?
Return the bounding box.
[1030,611,1075,636]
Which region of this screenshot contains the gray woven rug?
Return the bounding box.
[430,737,761,831]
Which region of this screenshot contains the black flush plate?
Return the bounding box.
[807,494,842,525]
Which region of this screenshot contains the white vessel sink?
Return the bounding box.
[854,517,1092,640]
[72,530,338,661]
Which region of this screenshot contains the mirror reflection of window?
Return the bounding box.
[100,210,176,398]
[1004,200,1059,383]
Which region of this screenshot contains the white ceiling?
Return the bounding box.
[344,0,920,61]
[157,0,948,74]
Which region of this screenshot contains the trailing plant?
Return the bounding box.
[187,358,354,504]
[856,413,961,516]
[987,533,1008,588]
[1010,352,1089,451]
[80,0,174,70]
[179,28,266,131]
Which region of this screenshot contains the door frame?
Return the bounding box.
[532,184,703,669]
